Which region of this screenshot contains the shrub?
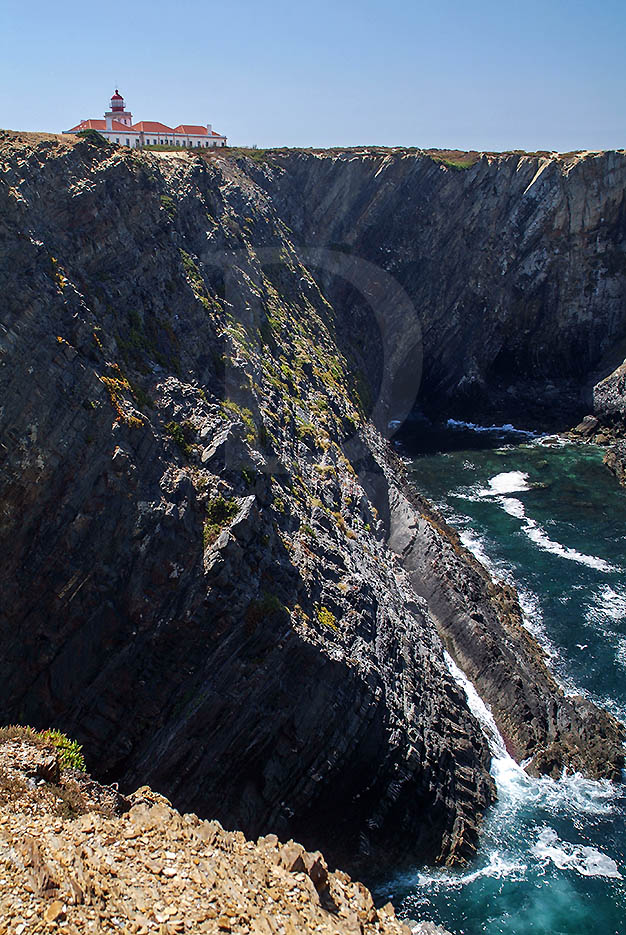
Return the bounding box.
[160,194,177,219]
[317,606,338,630]
[203,496,239,547]
[245,593,289,632]
[41,729,86,770]
[165,420,195,455]
[76,128,109,147]
[0,725,85,771]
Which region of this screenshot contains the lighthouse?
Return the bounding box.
[65,89,227,148]
[105,90,133,131]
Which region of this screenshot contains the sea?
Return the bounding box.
[375,420,626,935]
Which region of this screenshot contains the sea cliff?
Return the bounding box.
[0,131,623,878]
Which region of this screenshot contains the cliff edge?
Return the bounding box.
[0,730,441,934]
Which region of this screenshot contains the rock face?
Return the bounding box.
[386,469,624,781]
[258,147,626,429]
[0,733,425,934]
[0,131,623,876]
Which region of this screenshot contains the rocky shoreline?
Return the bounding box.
[0,130,624,884]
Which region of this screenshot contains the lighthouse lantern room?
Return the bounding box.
[105,90,133,130]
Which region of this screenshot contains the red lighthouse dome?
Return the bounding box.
[110,90,125,112]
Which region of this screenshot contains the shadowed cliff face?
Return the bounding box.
[257,148,626,428]
[0,132,622,875]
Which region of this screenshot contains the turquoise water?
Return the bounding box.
[377,425,626,935]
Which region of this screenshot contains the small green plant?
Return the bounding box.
[0,725,86,771]
[203,496,239,547]
[41,729,86,771]
[165,420,195,455]
[295,420,318,448]
[160,194,177,219]
[245,593,289,633]
[222,399,258,444]
[317,606,338,631]
[179,249,204,293]
[241,467,257,488]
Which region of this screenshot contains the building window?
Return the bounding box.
[116,138,120,143]
[126,139,130,146]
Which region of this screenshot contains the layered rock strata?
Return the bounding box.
[0,131,622,876]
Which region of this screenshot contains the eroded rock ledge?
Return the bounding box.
[0,735,447,934]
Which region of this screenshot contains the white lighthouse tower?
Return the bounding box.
[105,90,133,131]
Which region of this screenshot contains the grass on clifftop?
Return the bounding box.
[0,725,86,771]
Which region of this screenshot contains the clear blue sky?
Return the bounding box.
[2,0,624,151]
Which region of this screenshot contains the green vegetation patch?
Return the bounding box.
[0,725,86,771]
[76,128,109,147]
[317,606,338,631]
[203,496,239,547]
[160,194,177,219]
[165,420,195,456]
[245,593,290,633]
[179,249,205,293]
[428,150,481,170]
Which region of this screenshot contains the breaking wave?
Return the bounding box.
[447,419,537,438]
[532,828,622,879]
[478,473,618,572]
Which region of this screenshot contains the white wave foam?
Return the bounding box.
[471,468,616,572]
[417,851,527,889]
[591,585,626,622]
[444,653,620,817]
[447,419,537,437]
[500,496,526,519]
[531,827,622,879]
[516,584,556,658]
[485,471,531,495]
[491,489,616,573]
[458,530,503,580]
[444,652,514,765]
[523,520,616,572]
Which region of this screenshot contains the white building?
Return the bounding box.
[64,90,227,149]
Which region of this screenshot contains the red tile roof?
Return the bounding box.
[111,91,124,100]
[67,119,106,131]
[174,124,208,136]
[67,119,139,134]
[111,120,138,133]
[132,121,175,133]
[66,117,225,139]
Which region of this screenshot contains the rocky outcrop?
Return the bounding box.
[0,131,622,879]
[0,732,435,934]
[568,345,626,482]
